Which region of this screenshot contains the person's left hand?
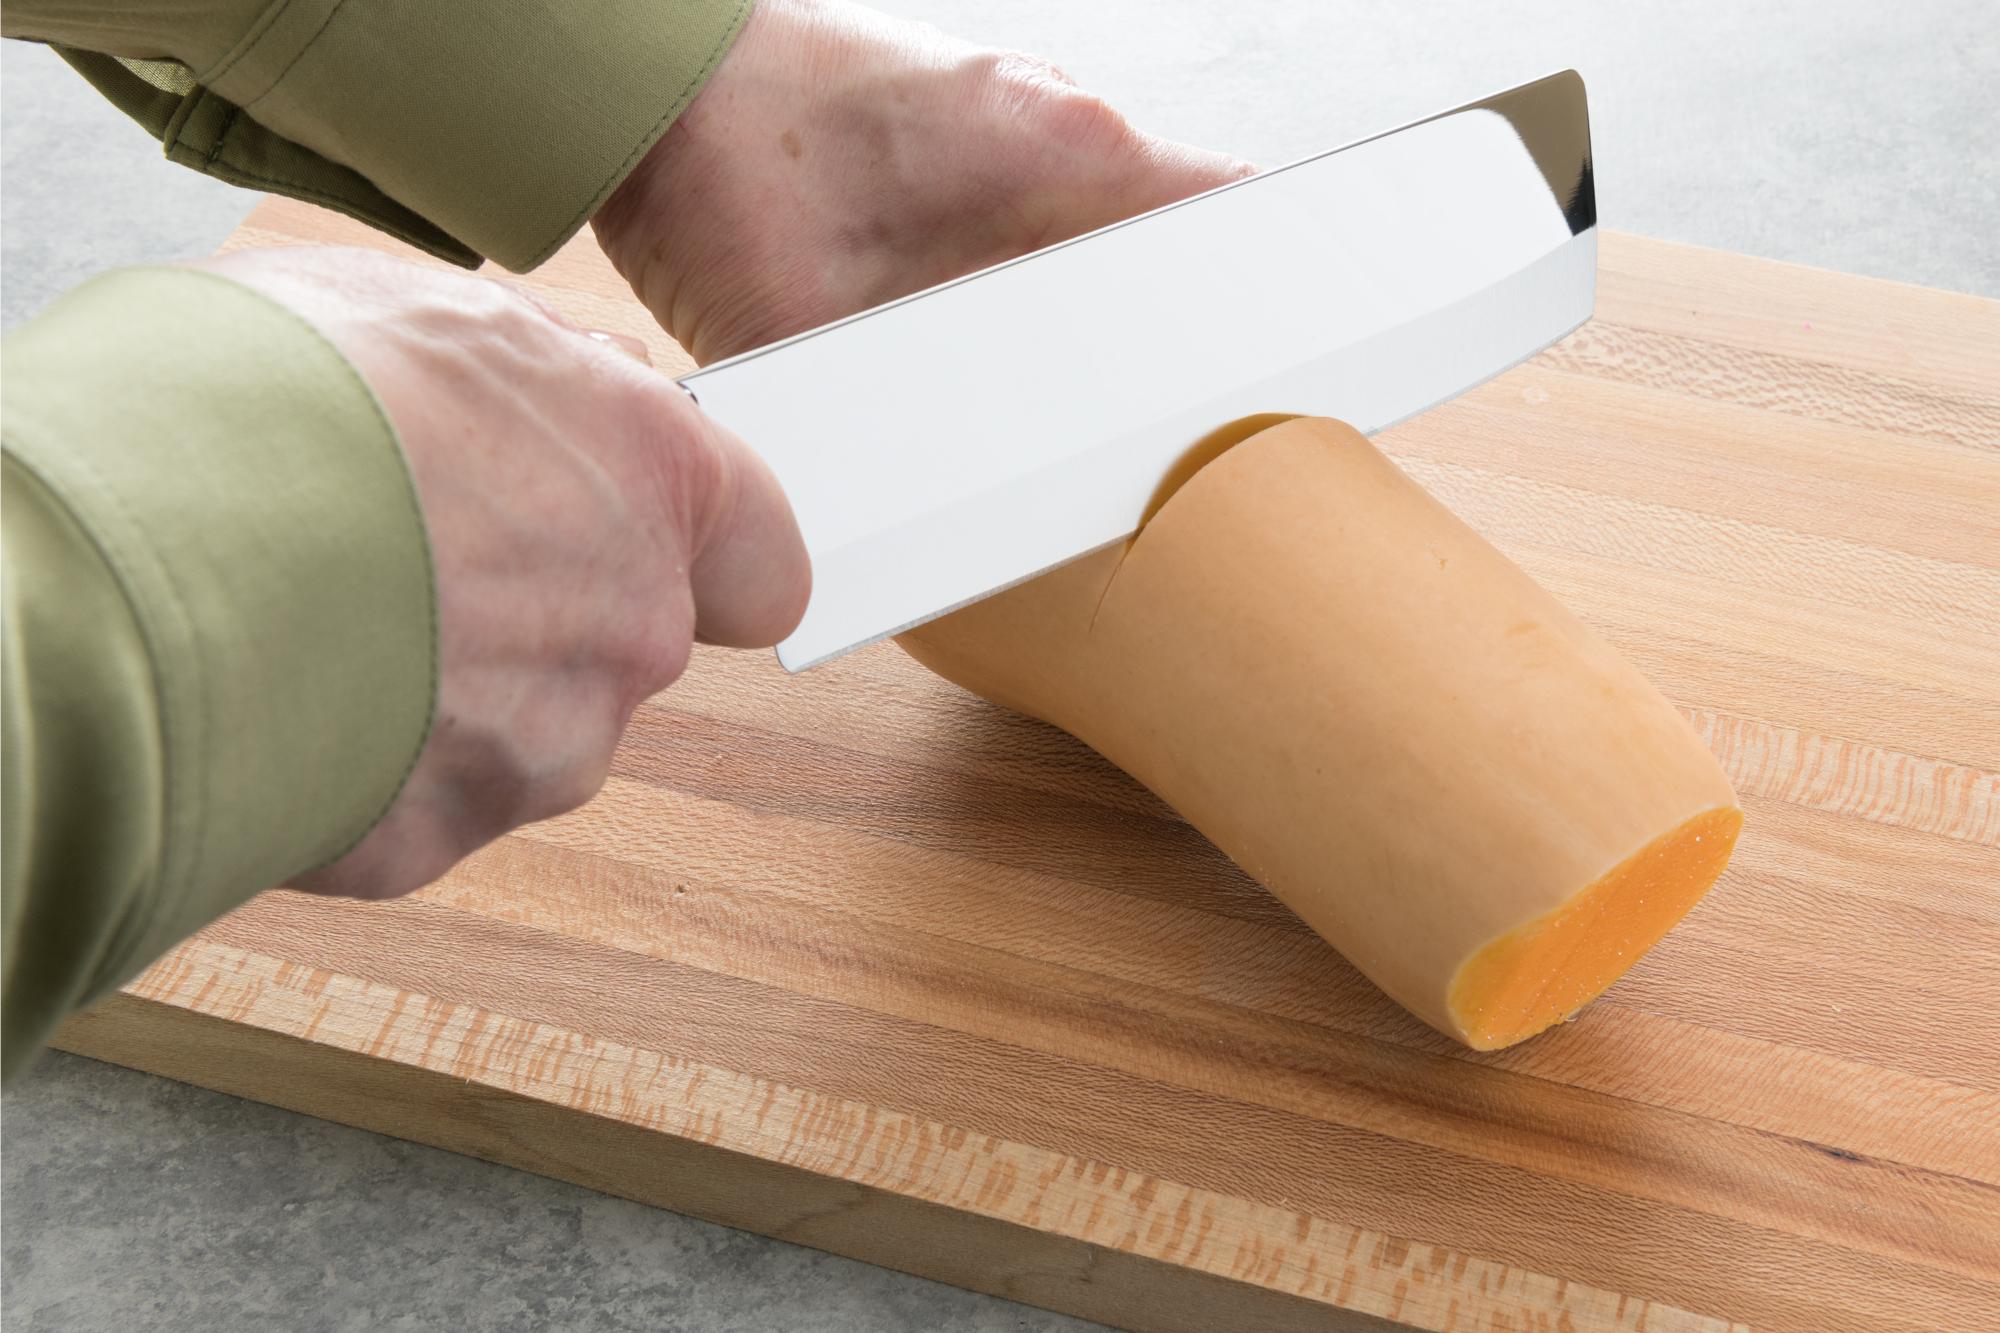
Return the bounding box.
[591,0,1254,365]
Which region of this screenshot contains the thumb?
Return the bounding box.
[682,409,812,649]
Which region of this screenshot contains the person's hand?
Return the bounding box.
[591,0,1254,365]
[194,248,810,898]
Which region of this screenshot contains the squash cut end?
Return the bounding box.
[1449,805,1743,1050]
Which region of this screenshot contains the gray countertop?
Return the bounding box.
[3,4,1994,1330]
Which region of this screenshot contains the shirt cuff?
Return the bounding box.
[2,267,436,991]
[185,0,753,271]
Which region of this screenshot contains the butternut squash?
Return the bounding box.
[898,416,1740,1049]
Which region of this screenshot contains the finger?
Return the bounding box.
[511,290,654,370]
[1123,135,1260,213]
[584,329,653,365]
[508,282,583,329]
[681,411,812,649]
[1036,137,1259,253]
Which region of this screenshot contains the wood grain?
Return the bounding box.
[56,197,2000,1333]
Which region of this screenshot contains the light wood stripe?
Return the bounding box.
[1542,319,2000,453]
[116,939,1737,1333]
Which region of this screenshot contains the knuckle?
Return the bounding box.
[613,600,696,708]
[978,50,1130,151]
[637,392,732,545]
[536,748,615,824]
[1060,92,1137,149]
[988,49,1078,91]
[491,286,559,343]
[443,275,555,347]
[397,843,473,897]
[563,770,602,819]
[641,623,696,697]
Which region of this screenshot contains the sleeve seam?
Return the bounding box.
[205,103,243,167]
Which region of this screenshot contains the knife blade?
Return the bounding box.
[682,69,1596,671]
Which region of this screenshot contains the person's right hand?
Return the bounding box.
[194,247,810,899]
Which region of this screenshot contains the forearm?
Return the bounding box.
[2,0,752,269]
[1,268,436,1083]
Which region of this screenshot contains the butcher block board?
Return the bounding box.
[56,196,2000,1333]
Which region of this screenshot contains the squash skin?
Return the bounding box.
[897,416,1740,1047]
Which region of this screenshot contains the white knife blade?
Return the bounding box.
[682,70,1596,671]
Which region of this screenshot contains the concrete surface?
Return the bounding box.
[3,3,1994,1331]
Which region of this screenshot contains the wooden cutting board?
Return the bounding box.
[56,196,1999,1333]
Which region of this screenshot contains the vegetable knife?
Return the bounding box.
[682,69,1596,671]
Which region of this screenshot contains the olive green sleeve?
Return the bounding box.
[1,268,436,1083]
[2,0,751,270]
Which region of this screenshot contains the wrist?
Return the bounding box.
[591,0,782,344]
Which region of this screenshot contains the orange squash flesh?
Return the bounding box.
[899,417,1741,1048]
[1450,805,1744,1048]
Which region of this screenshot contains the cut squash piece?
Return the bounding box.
[899,416,1742,1049]
[1450,805,1744,1049]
